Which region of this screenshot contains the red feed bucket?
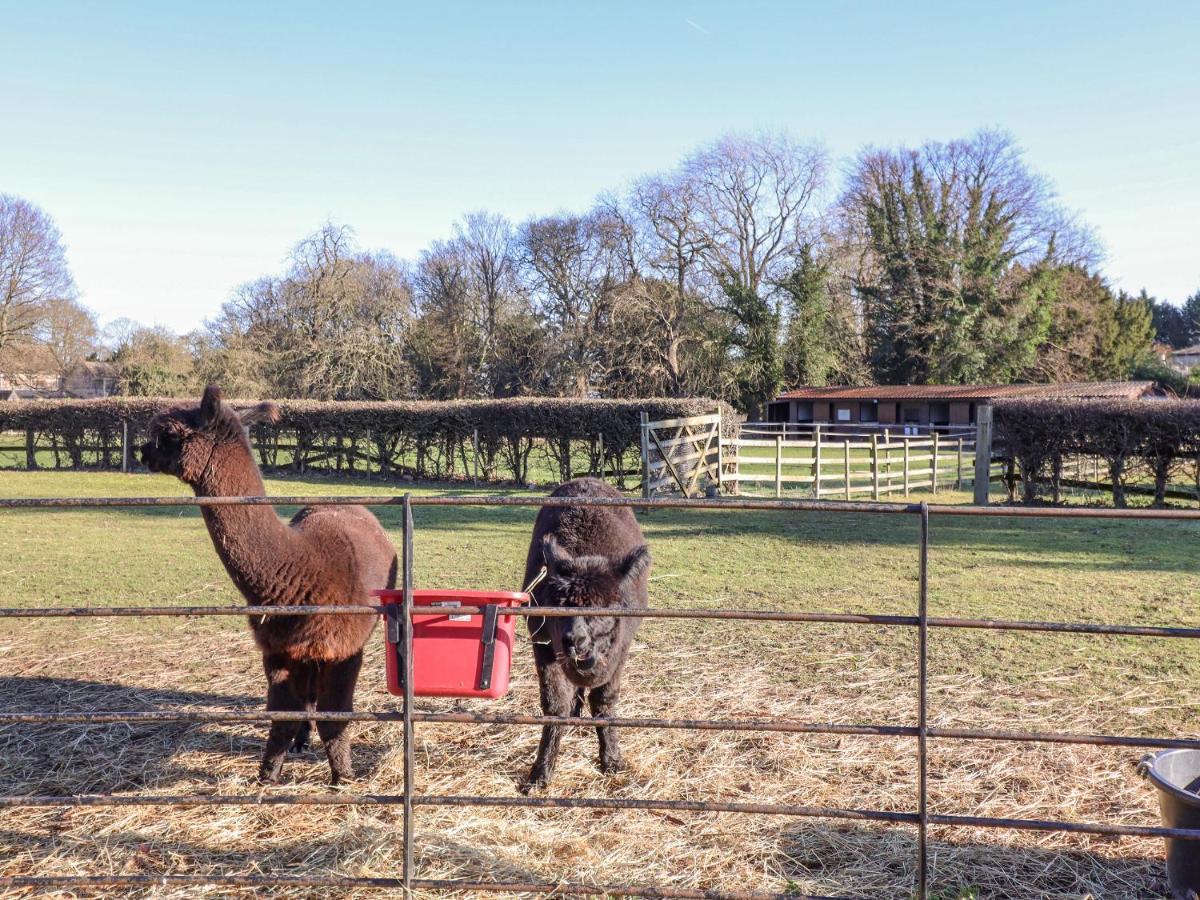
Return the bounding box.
[374,589,527,699]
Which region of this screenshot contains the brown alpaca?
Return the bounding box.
[141,386,397,784]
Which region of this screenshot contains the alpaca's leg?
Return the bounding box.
[525,664,579,792]
[315,651,363,785]
[588,678,623,774]
[289,720,312,755]
[259,655,307,783]
[290,664,318,754]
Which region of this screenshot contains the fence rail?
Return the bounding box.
[1,492,1199,899]
[722,430,994,499]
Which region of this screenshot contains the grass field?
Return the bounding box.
[1,470,1197,898]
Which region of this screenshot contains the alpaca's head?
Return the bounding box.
[539,534,650,673]
[141,385,279,485]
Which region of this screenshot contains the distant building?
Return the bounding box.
[0,361,119,399]
[764,381,1157,432]
[1169,345,1200,373]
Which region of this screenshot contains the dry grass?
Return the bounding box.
[0,471,1196,898]
[0,619,1176,899]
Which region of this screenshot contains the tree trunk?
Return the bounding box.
[1109,458,1128,508]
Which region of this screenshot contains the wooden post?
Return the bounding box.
[882,428,891,492]
[25,427,37,470]
[775,434,783,499]
[956,437,963,491]
[871,433,880,500]
[597,431,605,480]
[931,431,940,494]
[843,438,851,500]
[715,416,724,495]
[813,431,822,498]
[472,428,479,486]
[121,420,130,473]
[639,412,651,500]
[973,405,993,506]
[903,437,911,496]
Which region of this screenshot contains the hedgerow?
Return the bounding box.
[993,399,1200,507]
[0,396,730,486]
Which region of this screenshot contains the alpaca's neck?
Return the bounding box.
[194,443,301,607]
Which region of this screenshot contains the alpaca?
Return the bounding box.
[521,477,650,791]
[141,385,397,784]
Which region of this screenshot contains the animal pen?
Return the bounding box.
[0,492,1199,898]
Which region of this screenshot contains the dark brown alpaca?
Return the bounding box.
[141,386,397,784]
[521,477,650,791]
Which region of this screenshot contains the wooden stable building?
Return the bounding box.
[765,382,1155,432]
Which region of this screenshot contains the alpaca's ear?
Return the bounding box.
[617,544,651,583]
[238,401,280,427]
[199,385,223,427]
[542,535,573,575]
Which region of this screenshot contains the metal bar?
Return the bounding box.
[0,604,921,626]
[6,603,1197,642]
[0,875,853,900]
[4,709,1199,752]
[401,493,415,897]
[3,491,1200,520]
[916,503,929,900]
[2,791,1198,842]
[0,792,915,822]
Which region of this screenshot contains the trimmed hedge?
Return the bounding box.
[994,399,1200,507]
[0,396,731,486]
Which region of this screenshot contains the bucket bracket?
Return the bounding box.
[385,603,406,690]
[476,604,499,691]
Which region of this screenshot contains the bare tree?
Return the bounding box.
[35,296,98,375]
[683,133,829,295]
[0,195,76,358]
[520,212,634,396]
[204,223,415,400]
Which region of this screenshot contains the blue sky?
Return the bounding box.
[2,1,1198,333]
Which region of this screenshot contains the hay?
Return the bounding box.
[0,612,1177,900]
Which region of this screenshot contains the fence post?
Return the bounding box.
[401,494,415,897]
[121,420,130,473]
[472,429,479,487]
[813,432,822,498]
[882,428,891,493]
[871,433,880,500]
[931,431,940,494]
[640,412,651,500]
[916,503,930,899]
[597,431,604,480]
[775,434,783,499]
[25,427,37,470]
[843,438,851,500]
[956,437,963,491]
[973,405,993,506]
[903,437,911,496]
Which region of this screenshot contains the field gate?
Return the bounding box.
[639,410,722,498]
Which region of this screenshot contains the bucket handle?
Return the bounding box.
[1135,753,1155,780]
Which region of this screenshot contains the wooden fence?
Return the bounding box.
[639,412,722,499]
[723,430,1001,499]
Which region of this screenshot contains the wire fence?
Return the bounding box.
[0,492,1198,898]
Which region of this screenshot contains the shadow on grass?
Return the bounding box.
[0,676,401,794]
[776,822,1169,899]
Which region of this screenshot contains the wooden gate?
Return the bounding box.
[639,411,722,498]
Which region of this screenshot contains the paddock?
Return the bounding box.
[0,475,1198,898]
